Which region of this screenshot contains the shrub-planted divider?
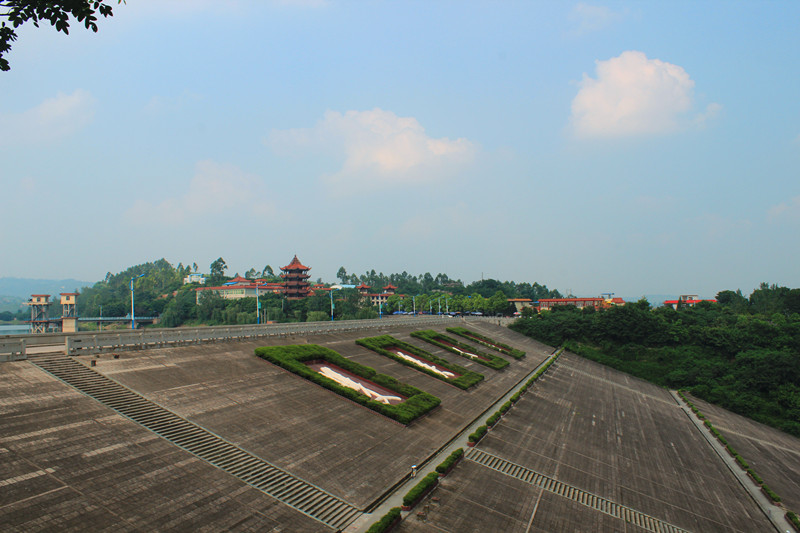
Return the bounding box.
[366,507,402,533]
[411,329,510,370]
[677,390,793,512]
[747,468,763,485]
[467,425,488,446]
[762,484,781,504]
[254,344,440,425]
[435,448,464,477]
[356,335,484,390]
[402,472,439,510]
[446,327,526,359]
[786,511,800,532]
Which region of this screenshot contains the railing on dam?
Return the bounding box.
[1,316,506,360]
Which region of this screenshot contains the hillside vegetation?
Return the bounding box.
[510,284,800,437]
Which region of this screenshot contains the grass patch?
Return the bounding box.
[356,335,484,390]
[446,327,525,359]
[254,344,440,425]
[411,329,509,370]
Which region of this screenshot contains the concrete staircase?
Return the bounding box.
[29,353,361,531]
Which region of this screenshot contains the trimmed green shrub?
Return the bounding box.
[446,327,526,359]
[704,420,712,428]
[411,329,510,370]
[366,507,401,533]
[403,472,439,507]
[717,434,727,445]
[486,412,501,427]
[254,344,440,425]
[468,425,488,443]
[762,484,781,503]
[436,448,464,474]
[747,468,763,485]
[734,454,749,469]
[356,335,484,390]
[786,511,800,530]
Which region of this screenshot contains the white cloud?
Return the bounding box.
[694,102,723,128]
[124,160,273,226]
[0,90,94,144]
[569,3,623,35]
[570,51,717,138]
[768,196,800,222]
[267,108,476,190]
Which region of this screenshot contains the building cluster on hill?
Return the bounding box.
[194,255,320,303]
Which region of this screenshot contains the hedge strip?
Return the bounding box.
[436,448,464,475]
[403,472,439,507]
[410,330,509,370]
[366,507,401,533]
[446,327,526,359]
[676,390,793,509]
[786,511,800,531]
[356,335,484,390]
[254,344,440,425]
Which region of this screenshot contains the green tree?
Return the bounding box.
[337,266,348,284]
[208,257,228,286]
[1,0,123,71]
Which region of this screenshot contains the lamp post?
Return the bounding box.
[130,273,144,329]
[412,295,416,316]
[256,283,262,324]
[330,288,339,321]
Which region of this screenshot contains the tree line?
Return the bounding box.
[2,258,558,327]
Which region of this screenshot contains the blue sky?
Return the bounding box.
[1,0,798,298]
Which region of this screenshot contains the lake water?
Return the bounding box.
[0,324,31,335]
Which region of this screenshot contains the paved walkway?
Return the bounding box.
[671,391,793,533]
[344,348,562,533]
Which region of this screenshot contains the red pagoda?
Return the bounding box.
[281,255,312,299]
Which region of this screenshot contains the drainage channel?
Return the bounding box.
[29,353,361,531]
[466,448,691,533]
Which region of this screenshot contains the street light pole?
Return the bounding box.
[330,288,339,321]
[413,295,416,316]
[256,283,261,324]
[130,273,144,329]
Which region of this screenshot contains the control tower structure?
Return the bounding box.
[60,292,79,333]
[27,294,51,334]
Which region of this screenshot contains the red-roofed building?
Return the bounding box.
[356,284,404,307]
[281,255,312,300]
[195,278,284,303]
[537,297,626,311]
[663,295,717,310]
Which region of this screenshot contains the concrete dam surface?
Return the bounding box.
[1,321,797,532]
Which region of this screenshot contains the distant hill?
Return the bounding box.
[0,277,95,302]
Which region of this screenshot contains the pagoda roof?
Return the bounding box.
[281,255,311,271]
[383,284,398,290]
[356,283,371,289]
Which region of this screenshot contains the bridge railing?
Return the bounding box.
[60,316,487,356]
